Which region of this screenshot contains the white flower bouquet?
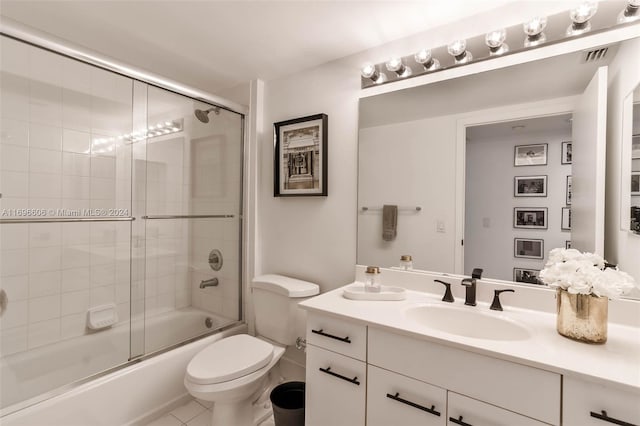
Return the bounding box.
[539,248,638,299]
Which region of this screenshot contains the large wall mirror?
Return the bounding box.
[630,86,640,233]
[357,36,640,299]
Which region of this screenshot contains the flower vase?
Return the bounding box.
[556,289,608,343]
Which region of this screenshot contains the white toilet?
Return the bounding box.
[184,274,319,426]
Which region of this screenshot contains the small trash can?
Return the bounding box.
[270,381,305,426]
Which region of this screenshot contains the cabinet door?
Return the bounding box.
[367,365,446,426]
[305,345,366,426]
[563,376,640,426]
[447,392,550,426]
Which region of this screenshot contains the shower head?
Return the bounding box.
[194,107,220,123]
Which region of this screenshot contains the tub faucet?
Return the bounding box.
[199,278,219,289]
[461,268,483,307]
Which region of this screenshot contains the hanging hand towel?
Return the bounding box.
[382,204,398,241]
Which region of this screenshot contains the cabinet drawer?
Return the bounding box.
[367,365,446,426]
[305,345,366,426]
[368,327,560,425]
[563,376,640,426]
[447,392,549,426]
[307,312,366,360]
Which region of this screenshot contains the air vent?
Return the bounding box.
[582,47,609,63]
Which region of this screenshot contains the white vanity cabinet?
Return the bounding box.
[305,313,367,426]
[563,376,640,426]
[447,392,549,426]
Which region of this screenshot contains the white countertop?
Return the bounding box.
[299,284,640,393]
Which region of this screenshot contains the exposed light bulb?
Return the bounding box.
[414,49,440,71]
[385,57,411,77]
[523,16,548,47]
[618,0,640,23]
[360,63,383,83]
[447,40,472,64]
[567,2,598,36]
[485,29,509,56]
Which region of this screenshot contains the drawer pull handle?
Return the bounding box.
[590,410,637,426]
[386,392,440,417]
[311,328,351,343]
[319,367,360,385]
[449,416,473,426]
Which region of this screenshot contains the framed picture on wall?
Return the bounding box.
[514,238,544,259]
[566,176,572,205]
[632,172,640,195]
[561,141,572,164]
[514,175,547,197]
[514,143,547,166]
[561,207,572,231]
[513,268,542,285]
[565,240,572,249]
[273,113,328,197]
[514,207,548,229]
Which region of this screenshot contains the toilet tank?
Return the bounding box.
[252,274,320,346]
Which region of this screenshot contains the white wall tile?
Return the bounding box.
[1,74,30,120]
[115,283,130,304]
[91,262,116,287]
[30,81,62,127]
[90,177,116,200]
[0,325,28,356]
[62,245,91,270]
[29,172,61,199]
[29,148,62,174]
[62,90,91,133]
[0,274,28,300]
[29,223,62,247]
[29,246,61,274]
[61,267,91,293]
[29,270,61,298]
[29,197,61,212]
[28,318,61,349]
[28,294,60,323]
[30,47,62,86]
[62,175,90,200]
[62,152,90,176]
[61,290,90,316]
[1,37,29,76]
[0,299,27,329]
[29,122,62,151]
[60,313,87,340]
[1,118,29,146]
[91,156,116,179]
[62,223,91,246]
[63,129,90,153]
[1,171,28,197]
[62,59,91,93]
[0,144,29,172]
[1,223,28,249]
[91,285,115,306]
[1,248,28,277]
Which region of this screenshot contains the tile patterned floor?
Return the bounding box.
[144,398,274,426]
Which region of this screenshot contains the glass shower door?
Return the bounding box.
[138,86,243,355]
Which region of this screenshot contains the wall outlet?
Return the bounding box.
[437,220,446,233]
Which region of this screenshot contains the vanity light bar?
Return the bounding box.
[360,1,640,89]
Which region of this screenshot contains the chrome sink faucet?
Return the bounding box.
[461,268,483,307]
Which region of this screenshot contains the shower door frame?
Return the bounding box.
[0,20,249,416]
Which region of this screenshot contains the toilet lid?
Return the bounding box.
[186,335,274,385]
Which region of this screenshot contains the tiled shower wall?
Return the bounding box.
[0,37,133,357]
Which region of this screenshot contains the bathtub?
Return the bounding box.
[1,307,243,423]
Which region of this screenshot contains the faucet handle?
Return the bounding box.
[490,289,515,311]
[434,279,454,303]
[471,268,483,279]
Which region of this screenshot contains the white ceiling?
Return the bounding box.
[0,0,510,95]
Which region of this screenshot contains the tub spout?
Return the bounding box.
[199,278,219,289]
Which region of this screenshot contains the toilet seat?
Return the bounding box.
[186,334,274,385]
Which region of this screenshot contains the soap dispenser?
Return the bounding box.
[399,255,413,270]
[364,266,381,293]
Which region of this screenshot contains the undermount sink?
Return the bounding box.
[404,304,531,341]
